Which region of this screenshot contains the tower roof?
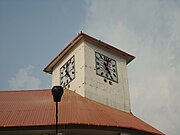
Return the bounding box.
[0,89,163,135]
[43,32,135,74]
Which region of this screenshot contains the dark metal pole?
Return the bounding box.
[51,86,64,135]
[56,101,58,135]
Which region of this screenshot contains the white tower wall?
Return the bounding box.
[51,39,131,112]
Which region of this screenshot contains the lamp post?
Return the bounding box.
[51,86,64,135]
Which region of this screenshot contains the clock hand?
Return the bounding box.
[106,67,111,75]
[105,60,113,80]
[66,62,69,70]
[65,70,72,80]
[64,61,70,77]
[104,61,111,75]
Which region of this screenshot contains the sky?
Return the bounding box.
[0,0,180,134]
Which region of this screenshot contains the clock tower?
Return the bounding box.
[43,32,135,112]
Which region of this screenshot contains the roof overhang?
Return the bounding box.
[0,124,162,135]
[43,32,135,74]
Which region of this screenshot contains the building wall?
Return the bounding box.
[84,41,131,112]
[52,41,85,96]
[0,129,145,135]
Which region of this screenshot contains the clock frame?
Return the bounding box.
[95,52,118,82]
[60,56,75,87]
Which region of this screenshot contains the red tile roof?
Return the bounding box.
[0,89,163,135]
[43,32,135,74]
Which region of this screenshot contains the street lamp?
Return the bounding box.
[51,86,64,135]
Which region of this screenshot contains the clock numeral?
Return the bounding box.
[96,56,99,60]
[104,56,108,61]
[101,72,104,76]
[104,56,111,62]
[113,73,117,77]
[71,58,74,63]
[60,81,63,85]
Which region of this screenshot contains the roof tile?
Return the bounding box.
[0,89,164,135]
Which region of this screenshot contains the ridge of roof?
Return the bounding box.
[0,89,164,135]
[43,32,135,74]
[0,89,50,92]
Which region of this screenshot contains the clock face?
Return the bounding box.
[95,52,118,82]
[60,56,75,87]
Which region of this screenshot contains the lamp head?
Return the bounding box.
[51,86,64,102]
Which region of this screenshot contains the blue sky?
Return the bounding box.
[0,0,180,135]
[0,0,87,89]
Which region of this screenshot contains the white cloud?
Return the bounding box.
[84,0,180,134]
[8,65,42,90]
